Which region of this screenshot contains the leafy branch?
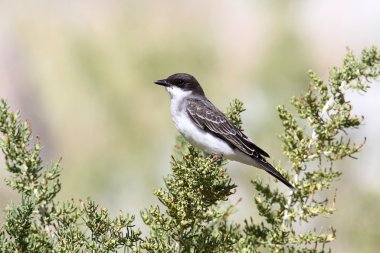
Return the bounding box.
[242,46,379,252]
[0,46,379,252]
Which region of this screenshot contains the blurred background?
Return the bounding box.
[1,0,380,252]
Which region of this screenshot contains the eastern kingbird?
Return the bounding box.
[155,73,294,189]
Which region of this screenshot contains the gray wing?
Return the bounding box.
[187,98,295,189]
[186,98,269,158]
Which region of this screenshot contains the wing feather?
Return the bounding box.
[186,98,270,158]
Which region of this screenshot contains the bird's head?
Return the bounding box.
[154,73,205,97]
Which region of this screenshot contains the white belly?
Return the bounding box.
[171,108,235,156]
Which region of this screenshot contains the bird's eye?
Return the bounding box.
[178,80,184,85]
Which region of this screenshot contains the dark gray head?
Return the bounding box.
[154,73,205,96]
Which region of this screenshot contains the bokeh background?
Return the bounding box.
[1,1,380,252]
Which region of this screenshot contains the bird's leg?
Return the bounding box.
[212,154,224,165]
[203,152,223,164]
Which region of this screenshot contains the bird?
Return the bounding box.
[154,73,294,189]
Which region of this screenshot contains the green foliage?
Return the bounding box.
[0,47,379,252]
[243,46,379,252]
[0,100,141,253]
[140,146,239,252]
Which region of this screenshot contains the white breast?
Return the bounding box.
[166,86,235,156]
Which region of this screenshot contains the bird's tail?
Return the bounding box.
[260,162,295,189]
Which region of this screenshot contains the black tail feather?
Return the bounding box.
[261,163,295,189]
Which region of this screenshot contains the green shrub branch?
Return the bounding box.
[0,46,379,252]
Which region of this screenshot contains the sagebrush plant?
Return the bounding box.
[0,47,379,252]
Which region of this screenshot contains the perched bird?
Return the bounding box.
[155,73,294,189]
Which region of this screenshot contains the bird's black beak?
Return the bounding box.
[154,79,170,87]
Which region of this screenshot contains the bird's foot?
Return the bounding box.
[212,154,224,165]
